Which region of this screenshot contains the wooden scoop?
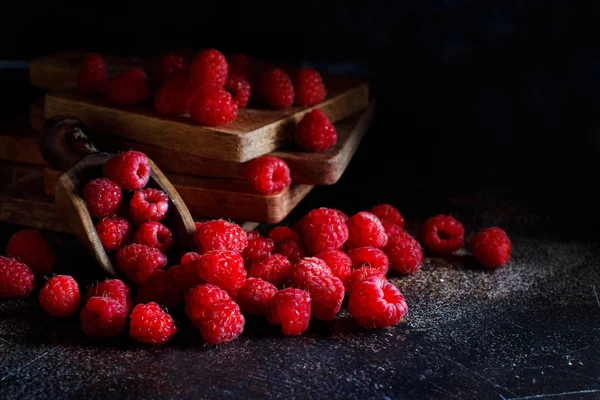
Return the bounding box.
[39,115,196,277]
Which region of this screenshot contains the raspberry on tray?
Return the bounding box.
[243,156,292,195]
[296,109,337,152]
[103,151,151,191]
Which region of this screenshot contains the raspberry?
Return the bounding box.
[297,274,344,320]
[167,264,198,292]
[296,109,337,152]
[268,226,300,243]
[6,229,56,277]
[267,288,311,336]
[82,178,122,218]
[247,231,261,240]
[348,276,408,329]
[185,284,231,328]
[294,67,326,107]
[243,155,291,195]
[242,235,275,265]
[469,227,511,269]
[257,68,294,109]
[227,53,250,79]
[346,212,388,250]
[129,302,177,345]
[181,252,201,264]
[189,84,238,126]
[189,49,229,88]
[161,53,187,79]
[370,204,405,228]
[194,219,248,253]
[39,275,80,317]
[133,222,174,254]
[237,278,278,316]
[135,269,182,308]
[315,249,352,284]
[347,246,389,275]
[115,244,167,284]
[107,68,149,105]
[76,53,109,94]
[84,279,132,313]
[195,221,204,230]
[95,216,132,251]
[420,215,465,254]
[289,257,333,286]
[199,299,245,345]
[0,256,35,299]
[301,207,349,254]
[333,209,350,221]
[382,222,404,238]
[345,267,385,293]
[191,250,246,297]
[129,188,169,225]
[80,297,127,338]
[225,76,251,108]
[384,232,423,275]
[154,74,194,117]
[103,151,151,191]
[247,254,292,287]
[275,238,306,264]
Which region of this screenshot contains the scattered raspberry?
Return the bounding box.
[80,297,127,338]
[185,284,231,328]
[347,246,389,275]
[227,53,250,79]
[39,275,80,317]
[274,238,306,264]
[242,235,275,265]
[76,53,109,94]
[191,250,246,297]
[103,151,151,191]
[225,76,251,108]
[297,274,344,320]
[348,276,408,329]
[421,215,465,254]
[189,49,229,88]
[257,68,294,109]
[268,226,300,243]
[189,84,238,126]
[345,267,385,293]
[133,222,174,254]
[167,264,198,292]
[129,188,169,225]
[107,68,149,105]
[294,67,326,107]
[115,244,167,284]
[194,219,248,253]
[247,254,292,287]
[243,155,291,195]
[346,212,388,250]
[135,269,182,308]
[84,279,132,312]
[296,109,337,152]
[301,207,349,254]
[315,249,352,284]
[199,299,245,345]
[181,252,201,264]
[289,257,333,287]
[384,232,423,275]
[382,221,404,238]
[82,178,122,218]
[0,256,35,299]
[469,227,511,269]
[237,278,278,316]
[95,216,131,251]
[267,288,311,336]
[129,302,177,345]
[161,53,188,79]
[154,74,194,117]
[6,229,56,277]
[370,204,405,228]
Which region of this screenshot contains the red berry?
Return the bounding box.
[167,264,199,292]
[133,222,174,254]
[421,215,465,254]
[370,204,405,228]
[189,49,229,88]
[382,222,404,238]
[227,53,250,79]
[194,219,248,253]
[268,226,300,243]
[80,297,127,338]
[347,246,389,275]
[185,284,231,328]
[243,155,291,195]
[82,178,122,218]
[348,276,408,329]
[246,231,261,240]
[247,254,292,287]
[257,68,294,109]
[384,232,423,275]
[289,257,333,287]
[296,109,337,152]
[297,274,344,321]
[107,68,149,105]
[6,229,56,277]
[267,288,311,336]
[181,252,201,264]
[274,239,306,264]
[191,250,247,297]
[39,275,80,317]
[129,302,177,345]
[199,299,245,345]
[189,84,238,126]
[301,207,349,254]
[129,188,169,225]
[115,244,167,285]
[242,235,275,265]
[469,227,511,269]
[346,212,388,250]
[294,67,326,106]
[314,249,352,284]
[76,53,109,94]
[225,76,251,108]
[84,279,132,312]
[195,221,204,230]
[103,151,151,191]
[0,256,35,299]
[154,74,194,117]
[161,53,187,79]
[345,267,385,293]
[135,269,182,309]
[95,216,131,251]
[333,209,350,221]
[237,278,278,316]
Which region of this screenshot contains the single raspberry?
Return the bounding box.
[257,68,294,109]
[80,297,127,338]
[370,204,405,228]
[6,229,56,277]
[95,216,132,251]
[315,249,352,284]
[333,209,350,221]
[199,299,245,345]
[84,279,132,313]
[289,257,333,287]
[267,288,311,336]
[242,235,275,265]
[243,155,291,195]
[115,244,167,284]
[268,226,300,243]
[0,256,35,299]
[189,49,229,88]
[348,276,408,329]
[247,254,292,287]
[296,109,337,152]
[82,178,122,218]
[469,227,511,269]
[195,221,204,230]
[194,219,248,253]
[294,67,326,107]
[107,68,149,105]
[384,232,423,275]
[133,222,174,254]
[382,221,404,238]
[161,53,188,79]
[421,215,465,254]
[191,250,246,297]
[185,284,231,328]
[129,302,177,345]
[246,231,261,240]
[154,74,194,117]
[39,275,80,317]
[167,264,199,292]
[76,53,109,94]
[347,246,389,275]
[181,252,201,264]
[237,278,278,316]
[346,212,388,250]
[227,53,250,79]
[129,188,169,225]
[225,76,251,108]
[135,269,182,308]
[275,238,306,264]
[301,207,349,254]
[189,84,238,126]
[103,151,151,191]
[345,267,385,293]
[297,274,344,321]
